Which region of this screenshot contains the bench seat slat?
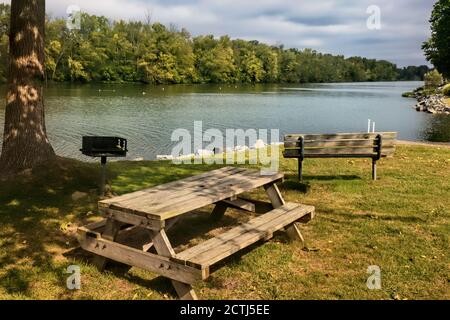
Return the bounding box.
[284,149,378,157]
[304,153,380,159]
[284,152,395,158]
[304,147,394,155]
[285,139,396,148]
[173,202,314,269]
[304,147,375,155]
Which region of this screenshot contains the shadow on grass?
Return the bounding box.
[302,175,362,181]
[0,157,102,296]
[62,205,255,298]
[248,199,275,214]
[62,244,179,298]
[281,180,310,193]
[281,174,362,193]
[0,158,224,298]
[1,158,364,298]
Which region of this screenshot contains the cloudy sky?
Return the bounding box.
[2,0,436,66]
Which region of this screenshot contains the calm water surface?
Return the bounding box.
[0,81,448,161]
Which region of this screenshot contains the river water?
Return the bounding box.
[0,81,449,161]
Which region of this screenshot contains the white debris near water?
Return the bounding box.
[156,155,174,160]
[156,139,280,161]
[196,149,214,157]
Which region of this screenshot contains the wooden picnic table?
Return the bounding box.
[77,166,315,300]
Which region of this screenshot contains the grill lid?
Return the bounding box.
[80,136,127,158]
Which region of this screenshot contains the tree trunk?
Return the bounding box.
[0,0,55,175]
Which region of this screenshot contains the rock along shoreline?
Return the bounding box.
[414,93,450,114]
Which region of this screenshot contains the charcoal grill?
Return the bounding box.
[80,136,128,195]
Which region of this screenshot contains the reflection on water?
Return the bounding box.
[0,81,448,161]
[422,114,450,142]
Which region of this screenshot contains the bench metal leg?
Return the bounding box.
[151,229,198,300]
[298,158,303,182]
[372,159,377,181]
[93,218,121,271]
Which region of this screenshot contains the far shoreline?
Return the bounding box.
[0,79,424,88]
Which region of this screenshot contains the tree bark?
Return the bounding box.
[0,0,55,175]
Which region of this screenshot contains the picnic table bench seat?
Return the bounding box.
[173,202,314,271]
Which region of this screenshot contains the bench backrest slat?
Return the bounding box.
[284,132,397,158]
[285,132,397,141]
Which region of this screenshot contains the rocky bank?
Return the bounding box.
[414,94,450,114]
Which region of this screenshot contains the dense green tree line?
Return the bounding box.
[0,4,428,84]
[396,65,430,81]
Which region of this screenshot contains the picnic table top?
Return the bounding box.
[98,166,284,221]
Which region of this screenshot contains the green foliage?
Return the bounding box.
[423,0,450,79]
[442,83,450,96]
[424,70,443,88]
[194,35,236,83]
[0,5,421,84]
[413,86,438,97]
[402,91,415,98]
[239,51,265,82]
[397,65,430,81]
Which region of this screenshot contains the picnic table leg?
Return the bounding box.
[264,182,306,245]
[264,183,286,209]
[210,202,228,221]
[142,217,180,252]
[171,281,198,300]
[151,229,198,300]
[285,222,305,247]
[93,218,121,271]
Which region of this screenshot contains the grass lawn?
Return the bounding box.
[0,144,449,300]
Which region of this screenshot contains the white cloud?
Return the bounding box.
[0,0,434,66]
[298,38,323,47]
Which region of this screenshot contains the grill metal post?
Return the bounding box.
[298,136,304,182]
[80,136,127,196]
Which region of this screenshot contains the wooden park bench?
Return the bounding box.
[77,167,315,300]
[283,132,397,181]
